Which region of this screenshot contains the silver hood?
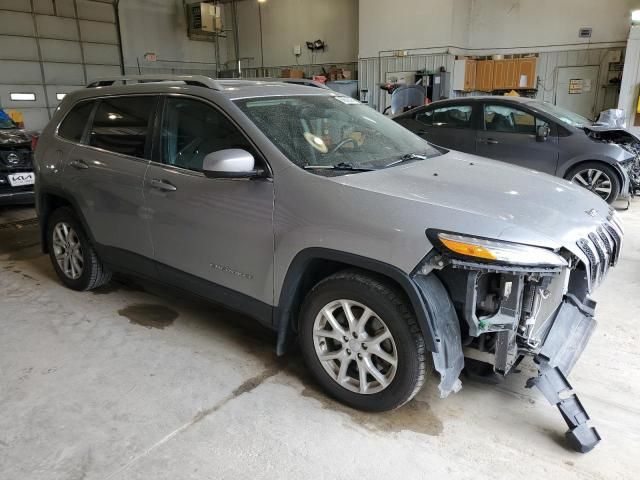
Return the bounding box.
[332,150,615,257]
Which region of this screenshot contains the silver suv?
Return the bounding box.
[34,76,623,452]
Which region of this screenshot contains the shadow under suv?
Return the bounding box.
[34,76,624,453]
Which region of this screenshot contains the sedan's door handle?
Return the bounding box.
[69,159,89,170]
[150,178,177,192]
[478,138,499,145]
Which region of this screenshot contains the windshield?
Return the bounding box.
[529,101,591,127]
[0,110,17,129]
[234,95,441,171]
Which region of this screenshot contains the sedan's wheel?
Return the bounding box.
[52,222,84,280]
[299,270,427,412]
[567,162,620,204]
[47,207,112,291]
[313,299,398,394]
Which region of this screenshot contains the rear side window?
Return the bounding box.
[417,105,472,128]
[89,96,156,158]
[58,101,95,142]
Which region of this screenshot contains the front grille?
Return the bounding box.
[0,147,33,169]
[576,219,623,292]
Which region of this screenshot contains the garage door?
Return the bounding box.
[0,0,122,131]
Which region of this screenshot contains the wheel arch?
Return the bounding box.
[274,248,439,355]
[562,159,625,190]
[37,188,93,253]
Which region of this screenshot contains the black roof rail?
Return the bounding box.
[86,74,224,90]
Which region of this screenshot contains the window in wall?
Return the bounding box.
[89,96,156,158]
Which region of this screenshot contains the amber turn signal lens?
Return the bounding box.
[439,237,497,260]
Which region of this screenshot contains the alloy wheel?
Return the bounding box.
[571,168,613,200]
[313,299,398,394]
[52,222,84,280]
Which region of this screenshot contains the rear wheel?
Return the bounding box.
[298,270,427,412]
[566,162,621,204]
[47,207,111,291]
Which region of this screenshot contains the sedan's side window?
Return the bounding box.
[88,96,156,158]
[484,104,548,134]
[160,97,255,172]
[420,105,472,129]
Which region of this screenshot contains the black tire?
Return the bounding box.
[298,269,427,412]
[47,207,112,291]
[565,162,621,204]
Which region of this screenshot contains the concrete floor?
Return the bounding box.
[1,202,639,480]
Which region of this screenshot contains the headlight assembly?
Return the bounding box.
[429,231,568,268]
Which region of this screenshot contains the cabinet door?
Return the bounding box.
[493,60,505,90]
[465,60,477,91]
[505,59,518,89]
[517,58,537,89]
[478,60,494,92]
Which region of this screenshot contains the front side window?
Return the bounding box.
[89,96,156,158]
[160,97,254,172]
[58,101,95,142]
[234,95,441,172]
[484,104,548,134]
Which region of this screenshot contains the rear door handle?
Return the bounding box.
[69,159,89,170]
[150,178,177,192]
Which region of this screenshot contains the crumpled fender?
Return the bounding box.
[413,274,464,397]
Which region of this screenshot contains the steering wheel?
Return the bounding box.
[328,137,358,155]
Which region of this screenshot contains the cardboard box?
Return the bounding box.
[281,69,304,79]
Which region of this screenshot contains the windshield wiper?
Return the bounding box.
[384,152,428,168]
[304,162,374,172]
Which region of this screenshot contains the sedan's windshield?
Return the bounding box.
[234,95,441,171]
[529,101,592,127]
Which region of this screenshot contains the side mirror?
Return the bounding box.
[202,149,265,178]
[536,125,550,142]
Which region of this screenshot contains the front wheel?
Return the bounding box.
[566,162,621,204]
[298,270,427,412]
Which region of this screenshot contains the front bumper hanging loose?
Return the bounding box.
[526,297,601,453]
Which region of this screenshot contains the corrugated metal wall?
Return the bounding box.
[359,53,455,111]
[0,0,121,130]
[359,47,623,114]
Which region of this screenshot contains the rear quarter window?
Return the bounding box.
[57,101,95,142]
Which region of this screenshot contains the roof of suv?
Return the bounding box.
[82,76,335,101]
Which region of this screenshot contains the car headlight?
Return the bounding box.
[429,231,568,267]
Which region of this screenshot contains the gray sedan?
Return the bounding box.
[393,96,635,203]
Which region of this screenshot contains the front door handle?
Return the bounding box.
[150,178,177,192]
[478,138,499,145]
[69,159,89,170]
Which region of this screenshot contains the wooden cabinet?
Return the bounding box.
[493,59,518,90]
[454,57,537,92]
[476,60,494,92]
[453,59,476,91]
[517,57,537,89]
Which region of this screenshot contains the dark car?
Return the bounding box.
[0,110,36,205]
[393,96,637,204]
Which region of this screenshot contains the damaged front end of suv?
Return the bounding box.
[412,212,624,453]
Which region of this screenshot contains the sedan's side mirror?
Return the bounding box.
[202,149,265,178]
[536,125,551,142]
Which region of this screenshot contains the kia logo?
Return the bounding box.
[6,153,20,165]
